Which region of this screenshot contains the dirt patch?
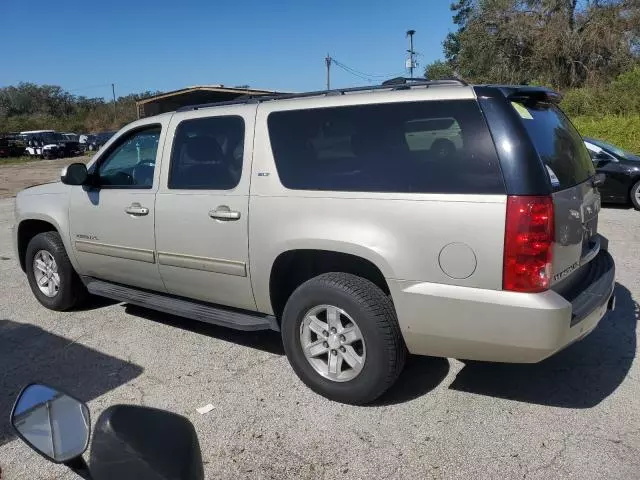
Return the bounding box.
[0,156,91,199]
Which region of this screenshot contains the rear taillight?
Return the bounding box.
[503,195,554,293]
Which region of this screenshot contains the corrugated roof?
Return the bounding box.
[135,85,280,105]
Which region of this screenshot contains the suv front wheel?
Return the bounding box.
[281,273,406,404]
[25,232,87,311]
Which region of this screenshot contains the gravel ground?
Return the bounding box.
[0,156,91,199]
[0,197,638,480]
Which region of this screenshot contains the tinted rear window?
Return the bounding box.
[267,100,504,194]
[511,102,594,190]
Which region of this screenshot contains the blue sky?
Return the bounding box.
[2,0,454,99]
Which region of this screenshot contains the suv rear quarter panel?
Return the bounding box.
[249,90,507,315]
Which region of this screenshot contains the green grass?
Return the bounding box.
[0,156,38,165]
[572,115,640,153]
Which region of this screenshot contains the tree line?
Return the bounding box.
[0,84,161,134]
[425,0,639,91]
[423,0,640,151]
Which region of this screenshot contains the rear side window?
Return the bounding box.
[267,100,504,194]
[169,116,244,190]
[511,102,594,190]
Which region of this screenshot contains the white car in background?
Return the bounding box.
[20,130,64,159]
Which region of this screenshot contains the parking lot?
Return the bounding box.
[0,157,91,199]
[0,168,638,479]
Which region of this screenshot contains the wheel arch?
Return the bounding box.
[628,175,640,197]
[17,217,64,272]
[268,248,392,321]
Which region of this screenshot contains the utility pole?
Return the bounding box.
[111,83,117,121]
[406,29,416,78]
[325,54,332,90]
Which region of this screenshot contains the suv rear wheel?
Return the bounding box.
[25,232,87,311]
[281,272,406,404]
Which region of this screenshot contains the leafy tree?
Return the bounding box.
[440,0,640,88]
[0,84,162,133]
[443,0,476,70]
[424,60,456,79]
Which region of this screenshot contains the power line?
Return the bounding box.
[332,61,375,82]
[331,58,404,79]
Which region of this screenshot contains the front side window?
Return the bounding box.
[96,127,160,188]
[585,143,615,163]
[267,100,504,194]
[587,138,640,162]
[168,116,245,190]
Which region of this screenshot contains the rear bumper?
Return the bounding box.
[391,249,615,363]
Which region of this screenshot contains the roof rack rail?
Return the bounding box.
[382,76,468,86]
[177,78,468,113]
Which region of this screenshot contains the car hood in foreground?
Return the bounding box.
[18,181,70,196]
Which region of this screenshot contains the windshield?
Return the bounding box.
[586,138,640,161]
[511,102,594,190]
[97,131,116,141]
[41,133,63,143]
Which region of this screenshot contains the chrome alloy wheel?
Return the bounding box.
[33,250,60,297]
[299,304,366,382]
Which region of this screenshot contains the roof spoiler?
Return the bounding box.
[506,87,562,104]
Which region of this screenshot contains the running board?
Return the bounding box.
[83,278,279,332]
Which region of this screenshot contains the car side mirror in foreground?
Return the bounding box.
[11,383,90,463]
[90,405,204,480]
[61,163,88,185]
[12,383,204,480]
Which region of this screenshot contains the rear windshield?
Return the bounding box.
[267,100,504,194]
[511,102,594,190]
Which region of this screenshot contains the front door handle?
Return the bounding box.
[209,206,241,221]
[125,203,149,216]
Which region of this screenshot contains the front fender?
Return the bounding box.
[15,190,77,271]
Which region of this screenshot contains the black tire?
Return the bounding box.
[430,138,456,159]
[25,232,87,311]
[281,272,406,405]
[630,180,640,211]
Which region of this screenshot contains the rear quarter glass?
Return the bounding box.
[510,101,594,191]
[266,99,505,194]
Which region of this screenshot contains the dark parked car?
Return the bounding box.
[0,134,26,157]
[584,137,640,210]
[84,131,116,152]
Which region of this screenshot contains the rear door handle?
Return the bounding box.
[209,206,241,221]
[125,203,149,216]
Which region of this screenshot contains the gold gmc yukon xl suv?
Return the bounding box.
[13,80,616,404]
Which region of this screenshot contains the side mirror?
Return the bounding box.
[90,405,204,480]
[61,163,88,185]
[593,172,606,187]
[596,152,614,163]
[11,384,90,463]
